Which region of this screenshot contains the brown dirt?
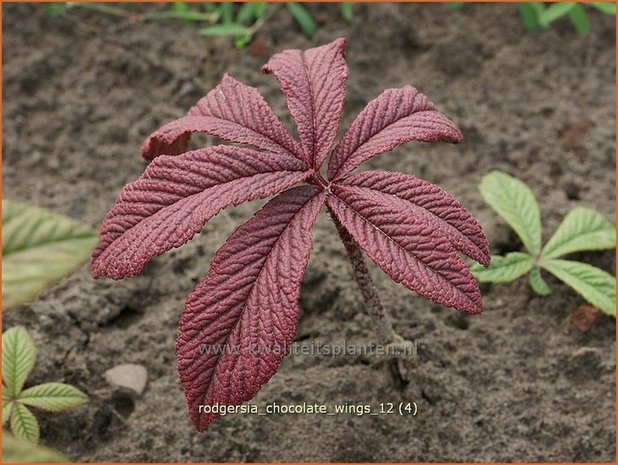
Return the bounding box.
[3,3,616,462]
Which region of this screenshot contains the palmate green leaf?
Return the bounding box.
[590,2,616,15]
[471,252,534,283]
[10,403,39,443]
[2,200,98,309]
[18,382,88,412]
[286,3,316,38]
[2,433,68,463]
[538,2,577,27]
[568,5,591,34]
[479,171,542,255]
[542,207,616,259]
[529,267,551,295]
[2,327,36,398]
[542,259,616,316]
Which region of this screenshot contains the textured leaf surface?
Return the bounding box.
[328,86,462,180]
[479,171,542,255]
[92,146,309,279]
[142,74,304,162]
[542,207,615,258]
[542,259,616,316]
[2,434,68,463]
[328,186,482,313]
[263,38,348,169]
[3,201,98,309]
[341,171,489,265]
[18,383,88,412]
[471,252,533,283]
[177,186,325,431]
[529,267,551,295]
[10,403,39,443]
[2,327,36,398]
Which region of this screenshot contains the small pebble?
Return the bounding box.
[104,364,148,396]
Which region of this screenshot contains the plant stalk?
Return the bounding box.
[329,211,414,359]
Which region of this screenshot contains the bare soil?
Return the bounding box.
[3,3,616,462]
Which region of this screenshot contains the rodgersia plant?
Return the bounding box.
[91,38,489,431]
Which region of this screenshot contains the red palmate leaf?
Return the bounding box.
[91,146,309,279]
[263,37,348,169]
[327,86,462,180]
[142,74,304,163]
[92,37,489,432]
[339,171,490,266]
[176,186,325,431]
[327,185,482,314]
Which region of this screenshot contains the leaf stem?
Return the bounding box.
[329,210,396,344]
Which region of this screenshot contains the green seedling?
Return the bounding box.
[45,3,355,48]
[2,327,89,443]
[449,2,616,35]
[2,200,98,309]
[471,171,616,316]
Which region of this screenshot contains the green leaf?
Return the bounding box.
[218,2,234,24]
[2,434,68,463]
[2,201,99,309]
[10,403,39,443]
[2,327,37,398]
[542,259,616,316]
[590,2,616,15]
[569,4,591,34]
[341,2,354,22]
[447,2,465,11]
[542,207,615,259]
[518,3,541,31]
[471,252,534,283]
[479,171,542,255]
[236,2,256,24]
[3,398,14,425]
[538,2,577,27]
[253,3,268,19]
[529,267,551,295]
[44,3,73,18]
[286,3,316,38]
[18,382,88,412]
[199,23,253,37]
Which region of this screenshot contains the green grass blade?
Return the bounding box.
[219,2,234,24]
[2,434,68,463]
[199,24,253,37]
[447,2,465,11]
[341,2,354,22]
[479,171,543,255]
[10,403,39,444]
[2,327,37,398]
[236,2,256,24]
[529,267,551,295]
[471,252,534,283]
[542,259,616,316]
[590,2,616,15]
[538,2,577,27]
[18,383,88,412]
[542,207,615,258]
[569,5,591,34]
[2,201,99,309]
[518,3,541,31]
[286,3,316,38]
